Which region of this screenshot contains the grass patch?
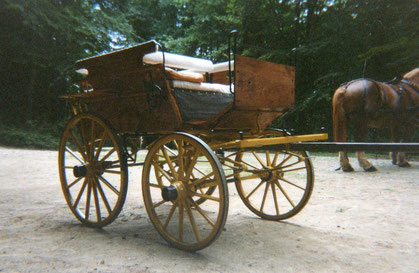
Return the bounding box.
[0,120,64,150]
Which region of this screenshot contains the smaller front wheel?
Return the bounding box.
[142,133,228,251]
[235,147,314,220]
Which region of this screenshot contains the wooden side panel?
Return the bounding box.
[80,66,182,134]
[234,55,295,111]
[76,41,158,91]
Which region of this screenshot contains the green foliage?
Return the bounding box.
[0,0,418,148]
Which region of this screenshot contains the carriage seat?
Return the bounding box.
[143,51,233,93]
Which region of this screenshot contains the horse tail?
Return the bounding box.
[332,86,347,142]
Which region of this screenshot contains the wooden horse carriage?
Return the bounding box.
[58,40,327,251]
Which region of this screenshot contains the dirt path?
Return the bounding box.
[0,147,418,272]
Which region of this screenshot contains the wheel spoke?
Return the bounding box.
[274,180,296,207]
[161,146,178,181]
[271,183,279,215]
[191,192,220,202]
[152,199,167,209]
[245,181,264,200]
[73,179,88,209]
[188,171,214,188]
[85,180,92,220]
[92,182,101,222]
[66,176,83,190]
[65,146,85,165]
[96,180,112,214]
[98,175,120,196]
[69,130,87,162]
[178,201,184,241]
[252,151,268,169]
[185,200,202,242]
[152,161,174,183]
[98,148,116,164]
[190,199,215,227]
[163,202,178,230]
[94,130,108,162]
[260,182,270,212]
[265,151,271,166]
[277,176,305,190]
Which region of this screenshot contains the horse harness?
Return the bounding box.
[342,78,418,118]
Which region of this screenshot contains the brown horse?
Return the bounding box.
[332,68,419,172]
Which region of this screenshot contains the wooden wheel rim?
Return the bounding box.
[234,130,314,220]
[142,133,228,251]
[58,114,128,227]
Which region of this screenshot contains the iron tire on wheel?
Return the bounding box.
[58,114,128,228]
[142,133,228,251]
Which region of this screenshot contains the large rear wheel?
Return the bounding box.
[58,114,128,227]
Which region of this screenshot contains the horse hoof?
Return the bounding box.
[365,166,377,172]
[399,162,411,168]
[343,166,354,172]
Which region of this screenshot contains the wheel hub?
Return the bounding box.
[73,165,87,177]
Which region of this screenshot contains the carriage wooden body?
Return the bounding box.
[59,40,327,251]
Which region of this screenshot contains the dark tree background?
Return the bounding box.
[0,0,418,148]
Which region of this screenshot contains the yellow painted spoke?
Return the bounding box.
[94,130,108,162]
[163,202,177,230]
[92,182,101,222]
[65,146,85,165]
[277,154,293,168]
[189,171,214,188]
[98,148,116,164]
[272,152,280,167]
[161,146,178,181]
[190,199,215,228]
[96,180,112,214]
[192,192,220,202]
[73,179,88,209]
[66,176,83,190]
[185,201,202,242]
[152,162,174,183]
[178,201,184,241]
[277,176,305,190]
[98,175,120,196]
[69,130,87,161]
[153,199,167,209]
[265,151,271,166]
[89,119,95,161]
[176,140,185,179]
[239,159,260,171]
[275,181,296,207]
[252,151,268,169]
[245,181,264,200]
[260,182,270,212]
[184,150,200,180]
[271,183,280,215]
[280,166,307,173]
[85,181,92,220]
[149,183,164,189]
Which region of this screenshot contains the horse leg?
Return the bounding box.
[391,125,411,168]
[339,151,354,172]
[397,152,410,167]
[390,152,398,165]
[355,121,377,172]
[333,87,354,172]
